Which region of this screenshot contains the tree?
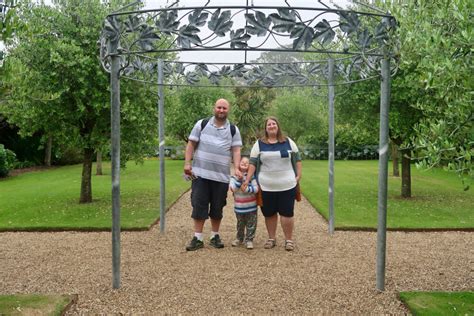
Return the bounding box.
[2,0,172,202]
[166,83,234,143]
[391,0,473,190]
[233,86,275,151]
[270,87,325,145]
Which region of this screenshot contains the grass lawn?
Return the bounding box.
[399,291,474,315]
[300,160,474,230]
[0,159,190,231]
[0,294,74,316]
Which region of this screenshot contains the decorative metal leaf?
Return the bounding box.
[269,8,297,33]
[306,63,320,74]
[196,63,209,76]
[230,29,251,49]
[291,23,315,50]
[188,9,208,27]
[230,64,247,77]
[338,11,359,35]
[175,63,184,75]
[177,25,202,48]
[185,72,200,85]
[358,28,372,49]
[103,16,121,41]
[138,25,160,51]
[163,62,173,76]
[156,10,180,35]
[313,19,335,46]
[219,65,231,76]
[208,9,233,37]
[245,11,271,37]
[272,64,289,76]
[124,15,143,33]
[208,71,221,85]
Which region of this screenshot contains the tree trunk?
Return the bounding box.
[79,147,94,203]
[96,150,103,175]
[391,141,399,177]
[401,149,412,198]
[44,135,52,167]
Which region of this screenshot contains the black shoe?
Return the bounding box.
[209,234,224,248]
[186,237,204,251]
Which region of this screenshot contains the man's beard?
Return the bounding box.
[214,113,227,121]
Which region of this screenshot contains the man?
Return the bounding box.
[184,98,242,251]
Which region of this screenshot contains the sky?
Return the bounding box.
[142,0,351,64]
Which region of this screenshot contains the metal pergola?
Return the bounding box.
[100,0,399,291]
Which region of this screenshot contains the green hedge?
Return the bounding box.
[0,144,16,177]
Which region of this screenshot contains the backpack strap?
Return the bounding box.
[201,117,236,137]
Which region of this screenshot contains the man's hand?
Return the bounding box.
[184,161,192,176]
[234,169,243,179]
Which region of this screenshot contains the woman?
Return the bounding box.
[242,116,302,251]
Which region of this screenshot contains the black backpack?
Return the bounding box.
[201,118,236,137]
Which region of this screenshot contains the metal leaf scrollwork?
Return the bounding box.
[99,3,399,88]
[245,11,271,37]
[291,23,315,50]
[208,9,233,37]
[230,29,250,49]
[313,19,335,47]
[177,24,201,48]
[188,9,208,27]
[269,8,297,33]
[338,11,360,35]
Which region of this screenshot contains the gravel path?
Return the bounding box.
[1,191,472,314]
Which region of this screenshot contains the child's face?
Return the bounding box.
[239,158,249,172]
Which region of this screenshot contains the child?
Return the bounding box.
[229,157,259,249]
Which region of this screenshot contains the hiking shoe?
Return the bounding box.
[209,234,224,248]
[246,241,254,250]
[186,237,204,251]
[231,239,243,247]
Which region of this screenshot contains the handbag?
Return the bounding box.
[295,184,302,202]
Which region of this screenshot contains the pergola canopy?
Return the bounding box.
[99,1,398,87]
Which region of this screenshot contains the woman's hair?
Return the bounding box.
[262,116,286,143]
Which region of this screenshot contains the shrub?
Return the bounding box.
[0,144,16,177]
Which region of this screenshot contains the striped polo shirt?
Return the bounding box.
[189,117,242,183]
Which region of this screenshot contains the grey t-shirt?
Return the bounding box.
[188,117,242,183]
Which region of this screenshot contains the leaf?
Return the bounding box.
[188,9,208,27]
[269,8,297,33]
[230,64,247,77]
[230,28,250,49]
[245,11,271,37]
[208,71,221,85]
[358,28,372,49]
[291,23,315,50]
[313,19,335,46]
[338,11,359,34]
[103,16,120,41]
[219,65,231,76]
[185,72,200,85]
[124,15,143,33]
[208,9,233,37]
[156,10,180,35]
[177,24,202,48]
[138,25,160,51]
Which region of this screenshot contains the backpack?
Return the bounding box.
[201,118,236,137]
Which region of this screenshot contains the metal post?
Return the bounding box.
[109,38,121,289]
[157,60,166,233]
[328,58,335,234]
[376,54,391,291]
